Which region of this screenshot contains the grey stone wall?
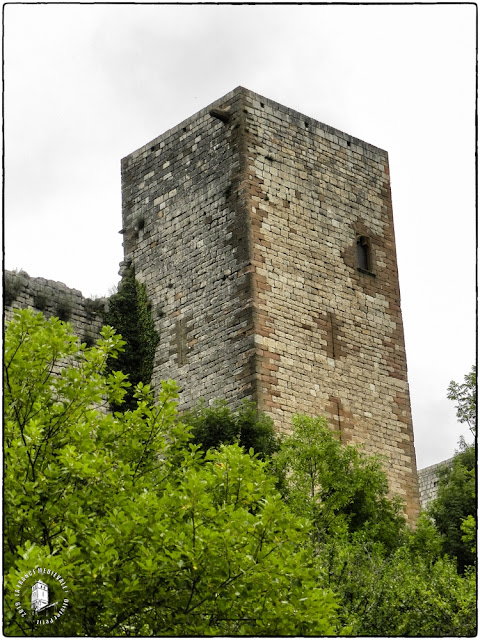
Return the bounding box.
[4,270,106,343]
[121,86,420,521]
[418,458,453,510]
[121,88,257,410]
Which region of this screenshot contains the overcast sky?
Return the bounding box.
[4,3,476,469]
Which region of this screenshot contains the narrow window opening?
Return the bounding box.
[356,236,370,271]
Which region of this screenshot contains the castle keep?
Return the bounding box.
[121,87,419,520]
[5,87,420,520]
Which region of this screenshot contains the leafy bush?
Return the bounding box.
[3,309,339,637]
[184,399,281,460]
[271,414,407,550]
[4,310,476,637]
[276,416,476,636]
[316,534,476,636]
[429,441,476,572]
[447,365,476,435]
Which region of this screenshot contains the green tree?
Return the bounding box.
[272,414,407,551]
[184,398,281,460]
[429,441,476,572]
[316,535,476,636]
[427,366,477,573]
[447,365,476,435]
[103,267,159,411]
[270,415,476,636]
[461,514,476,556]
[4,309,339,636]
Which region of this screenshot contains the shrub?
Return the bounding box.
[103,267,159,411]
[184,399,281,460]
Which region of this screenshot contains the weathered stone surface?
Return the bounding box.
[418,458,453,511]
[4,270,105,344]
[121,87,420,521]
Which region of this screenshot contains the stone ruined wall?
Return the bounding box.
[235,89,419,520]
[418,458,453,511]
[4,270,105,342]
[121,88,258,410]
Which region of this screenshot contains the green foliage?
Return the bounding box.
[272,414,407,550]
[4,309,339,636]
[429,442,476,572]
[315,535,476,636]
[268,415,475,635]
[447,365,477,435]
[184,398,281,460]
[405,511,443,561]
[4,310,476,636]
[426,366,477,574]
[103,267,159,411]
[461,514,476,555]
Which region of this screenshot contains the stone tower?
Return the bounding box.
[120,87,419,520]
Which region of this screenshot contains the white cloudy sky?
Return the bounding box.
[4,3,476,469]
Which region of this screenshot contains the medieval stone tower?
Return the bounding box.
[120,86,419,520]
